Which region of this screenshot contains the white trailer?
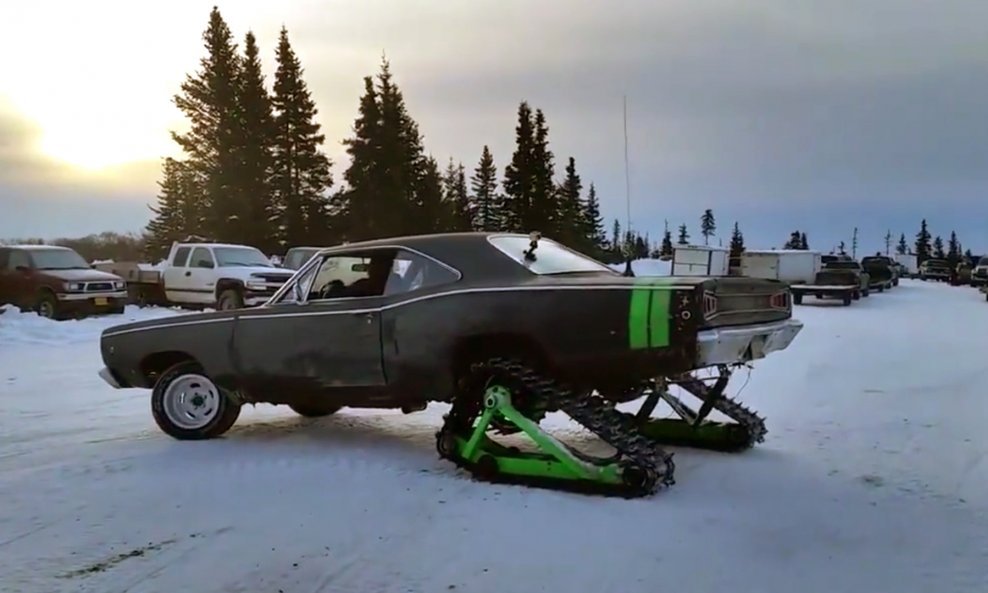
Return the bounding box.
[671,245,729,276]
[740,250,822,284]
[894,253,918,276]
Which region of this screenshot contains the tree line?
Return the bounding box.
[143,7,614,262]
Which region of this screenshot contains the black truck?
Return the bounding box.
[97,232,804,497]
[861,255,896,291]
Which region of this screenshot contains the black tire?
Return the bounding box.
[150,361,241,440]
[863,288,870,297]
[878,285,884,293]
[853,290,861,300]
[842,294,852,306]
[34,290,61,319]
[288,402,343,417]
[217,288,245,311]
[793,293,803,305]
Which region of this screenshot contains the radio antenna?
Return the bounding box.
[622,95,635,277]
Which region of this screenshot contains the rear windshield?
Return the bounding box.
[826,261,860,270]
[488,235,618,275]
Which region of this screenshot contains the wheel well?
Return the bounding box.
[450,333,550,383]
[139,351,199,383]
[215,278,244,298]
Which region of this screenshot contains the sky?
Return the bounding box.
[2,0,988,256]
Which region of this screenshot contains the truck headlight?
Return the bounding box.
[113,281,125,290]
[246,280,266,291]
[63,282,84,292]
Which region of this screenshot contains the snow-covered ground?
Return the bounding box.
[1,273,987,593]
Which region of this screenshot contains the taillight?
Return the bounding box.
[702,292,718,318]
[770,291,790,310]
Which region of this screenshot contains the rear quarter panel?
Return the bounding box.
[382,282,699,396]
[100,315,237,390]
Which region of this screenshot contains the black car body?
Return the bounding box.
[822,259,871,296]
[861,255,896,289]
[99,231,803,408]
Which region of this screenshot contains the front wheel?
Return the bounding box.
[217,288,245,311]
[151,361,241,440]
[35,291,59,319]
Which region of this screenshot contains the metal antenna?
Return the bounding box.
[622,95,635,277]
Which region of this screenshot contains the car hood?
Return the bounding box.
[41,268,122,282]
[220,266,293,280]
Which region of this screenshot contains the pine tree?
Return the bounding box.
[234,30,277,252]
[660,220,673,257]
[729,222,745,258]
[677,223,689,245]
[555,156,584,248]
[341,76,382,240]
[883,229,892,256]
[852,227,859,258]
[800,232,808,250]
[896,233,908,255]
[415,155,446,233]
[611,219,621,254]
[470,145,500,231]
[784,230,801,249]
[502,102,536,233]
[915,219,932,262]
[947,231,960,265]
[271,27,333,247]
[700,209,716,245]
[170,6,242,242]
[582,182,606,256]
[442,159,473,232]
[145,157,201,261]
[531,108,557,236]
[933,235,945,259]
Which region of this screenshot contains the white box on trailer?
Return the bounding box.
[671,245,729,276]
[894,253,918,274]
[740,250,821,284]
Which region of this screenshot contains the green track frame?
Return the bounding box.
[450,385,628,487]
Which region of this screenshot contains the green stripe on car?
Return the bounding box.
[628,279,674,349]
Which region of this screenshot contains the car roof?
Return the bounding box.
[3,244,74,250]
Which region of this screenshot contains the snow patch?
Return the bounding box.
[0,305,185,346]
[608,258,672,276]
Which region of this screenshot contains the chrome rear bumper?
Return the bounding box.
[696,318,803,367]
[98,366,122,389]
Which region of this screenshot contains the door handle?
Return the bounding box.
[355,312,374,323]
[184,271,191,277]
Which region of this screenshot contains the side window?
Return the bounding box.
[172,246,191,267]
[307,254,377,300]
[384,250,459,296]
[189,247,215,269]
[0,249,8,270]
[8,250,31,270]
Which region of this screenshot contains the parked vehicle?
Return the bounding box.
[970,256,988,287]
[952,261,972,286]
[789,269,860,306]
[96,231,804,498]
[0,245,127,319]
[919,258,951,282]
[822,259,871,297]
[281,246,324,271]
[670,244,730,276]
[894,253,918,278]
[93,240,294,310]
[861,255,896,290]
[740,250,821,284]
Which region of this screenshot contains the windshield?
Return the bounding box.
[284,248,321,270]
[27,248,89,270]
[978,257,988,266]
[826,261,860,270]
[213,247,273,267]
[488,235,618,275]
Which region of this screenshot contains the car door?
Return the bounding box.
[231,250,389,404]
[185,247,218,304]
[162,246,195,303]
[3,250,36,307]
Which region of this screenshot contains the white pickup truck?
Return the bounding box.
[94,241,294,310]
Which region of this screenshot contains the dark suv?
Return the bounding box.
[0,245,128,319]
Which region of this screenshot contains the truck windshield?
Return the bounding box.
[27,248,89,270]
[827,261,859,270]
[214,247,274,267]
[488,235,618,275]
[978,257,988,266]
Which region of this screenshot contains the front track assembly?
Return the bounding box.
[435,358,766,498]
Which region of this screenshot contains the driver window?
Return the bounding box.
[308,254,374,300]
[190,247,214,269]
[383,250,459,296]
[7,251,31,270]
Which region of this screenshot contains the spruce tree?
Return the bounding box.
[582,182,606,255]
[502,102,536,233]
[660,226,673,257]
[470,145,500,231]
[414,155,446,233]
[947,231,960,265]
[896,233,908,255]
[915,219,932,262]
[677,223,689,245]
[883,230,892,256]
[556,156,584,248]
[170,6,242,242]
[852,227,859,258]
[271,26,333,247]
[784,230,801,249]
[442,159,473,232]
[933,235,945,259]
[800,232,809,250]
[145,157,200,261]
[531,108,557,237]
[234,30,277,252]
[700,209,716,245]
[729,222,745,258]
[341,76,382,240]
[610,219,621,258]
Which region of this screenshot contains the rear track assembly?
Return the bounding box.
[436,359,767,498]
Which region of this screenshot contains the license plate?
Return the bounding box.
[94,297,108,306]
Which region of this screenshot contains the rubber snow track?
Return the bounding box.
[2,279,988,593]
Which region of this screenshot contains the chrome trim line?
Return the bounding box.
[59,290,128,301]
